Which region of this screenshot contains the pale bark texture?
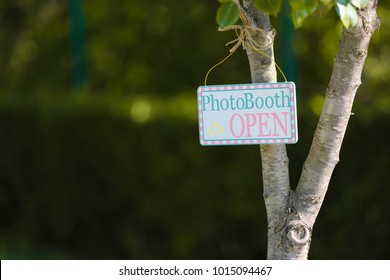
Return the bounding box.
[236,0,380,259]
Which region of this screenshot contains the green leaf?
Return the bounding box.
[350,0,370,9]
[289,0,318,28]
[292,10,306,28]
[218,0,233,3]
[289,0,318,14]
[336,2,358,29]
[216,2,240,28]
[253,0,283,17]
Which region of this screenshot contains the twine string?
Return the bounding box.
[204,25,287,86]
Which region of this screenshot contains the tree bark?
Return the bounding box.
[237,0,380,259]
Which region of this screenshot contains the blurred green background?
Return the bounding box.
[0,0,389,259]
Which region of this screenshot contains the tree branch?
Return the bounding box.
[240,0,291,259]
[295,0,380,228]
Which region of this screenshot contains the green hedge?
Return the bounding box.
[0,99,389,259]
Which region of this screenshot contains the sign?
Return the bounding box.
[197,82,298,146]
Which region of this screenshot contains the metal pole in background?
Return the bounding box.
[69,0,88,91]
[279,1,298,85]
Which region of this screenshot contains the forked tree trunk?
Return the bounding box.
[236,0,380,259]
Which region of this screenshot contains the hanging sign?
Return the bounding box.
[197,82,298,146]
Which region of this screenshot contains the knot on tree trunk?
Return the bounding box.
[286,221,311,245]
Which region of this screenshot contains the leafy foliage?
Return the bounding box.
[216,1,240,27]
[335,0,370,28]
[336,1,358,29]
[290,0,319,28]
[216,0,371,29]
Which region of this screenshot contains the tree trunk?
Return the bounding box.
[237,0,380,259]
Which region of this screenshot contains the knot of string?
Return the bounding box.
[204,25,287,86]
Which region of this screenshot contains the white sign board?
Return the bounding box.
[197,82,298,146]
